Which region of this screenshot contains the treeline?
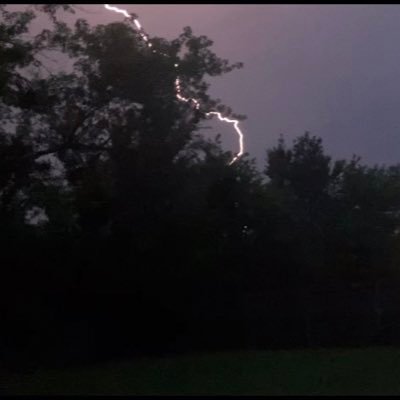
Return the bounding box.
[2,5,400,370]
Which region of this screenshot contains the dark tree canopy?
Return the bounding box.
[2,5,400,371]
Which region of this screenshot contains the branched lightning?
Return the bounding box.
[103,4,245,164]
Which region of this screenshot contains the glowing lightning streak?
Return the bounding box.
[104,3,129,17]
[104,4,152,46]
[103,4,244,164]
[206,112,244,165]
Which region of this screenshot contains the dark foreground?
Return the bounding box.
[3,347,400,395]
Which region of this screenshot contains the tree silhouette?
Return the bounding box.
[3,5,400,372]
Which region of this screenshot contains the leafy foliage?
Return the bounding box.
[2,4,400,371]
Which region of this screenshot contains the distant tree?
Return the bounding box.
[327,161,400,278]
[265,133,334,275]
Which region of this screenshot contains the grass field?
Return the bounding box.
[4,347,400,395]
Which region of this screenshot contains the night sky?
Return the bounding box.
[16,4,400,168]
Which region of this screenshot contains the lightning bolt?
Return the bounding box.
[103,4,245,164]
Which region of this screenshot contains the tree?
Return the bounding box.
[0,4,251,363]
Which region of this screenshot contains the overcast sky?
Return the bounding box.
[13,4,400,168]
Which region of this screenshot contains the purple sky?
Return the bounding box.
[14,4,400,167]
